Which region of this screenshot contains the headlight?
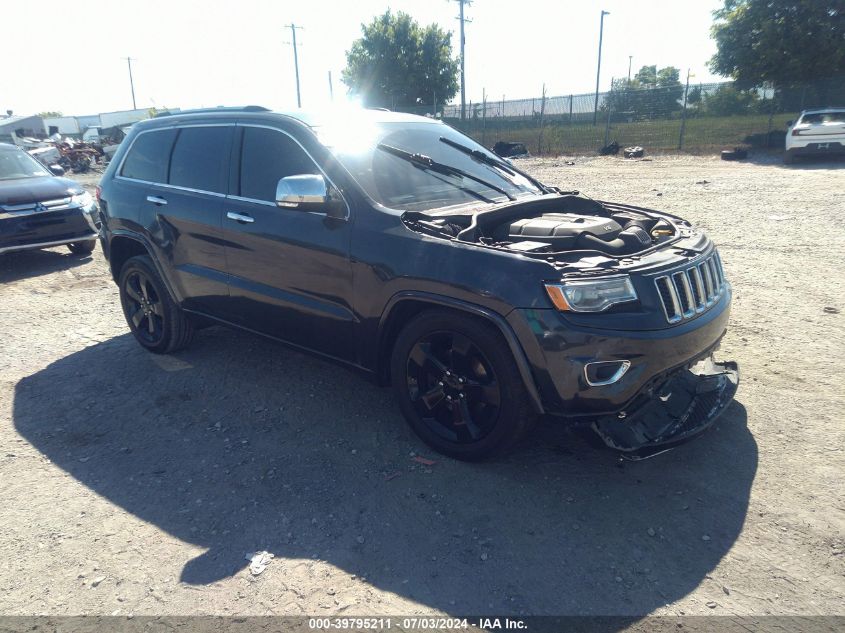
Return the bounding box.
[71,191,94,208]
[545,276,638,312]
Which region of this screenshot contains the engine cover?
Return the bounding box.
[504,212,654,254]
[507,213,623,250]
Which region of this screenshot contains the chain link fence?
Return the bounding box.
[400,76,844,155]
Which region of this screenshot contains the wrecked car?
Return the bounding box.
[97,106,738,460]
[0,142,99,256]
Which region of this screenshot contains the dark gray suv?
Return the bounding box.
[97,106,738,460]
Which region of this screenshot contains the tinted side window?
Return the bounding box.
[120,129,176,182]
[240,127,319,201]
[169,126,231,193]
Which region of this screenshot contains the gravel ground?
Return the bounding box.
[0,155,843,618]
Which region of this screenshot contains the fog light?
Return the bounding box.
[584,360,631,386]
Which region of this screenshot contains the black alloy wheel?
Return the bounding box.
[390,310,536,460]
[118,255,194,353]
[124,269,165,345]
[406,331,501,444]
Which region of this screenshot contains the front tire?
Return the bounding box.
[67,239,96,255]
[118,255,194,354]
[390,310,536,461]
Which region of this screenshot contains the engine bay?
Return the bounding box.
[402,193,683,259]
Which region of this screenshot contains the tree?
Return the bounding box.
[38,111,62,118]
[702,84,761,115]
[604,65,684,118]
[342,10,459,109]
[710,0,845,85]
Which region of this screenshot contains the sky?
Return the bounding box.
[1,0,726,117]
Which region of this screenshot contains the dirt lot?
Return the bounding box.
[0,155,843,619]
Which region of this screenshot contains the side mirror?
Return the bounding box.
[276,174,329,209]
[49,164,65,176]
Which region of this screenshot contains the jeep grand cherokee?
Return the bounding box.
[97,106,738,460]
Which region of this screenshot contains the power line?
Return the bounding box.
[284,24,304,108]
[452,0,472,121]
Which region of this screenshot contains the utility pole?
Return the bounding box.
[678,68,691,150]
[285,24,303,108]
[627,56,633,83]
[453,0,472,120]
[126,57,137,110]
[328,71,334,101]
[593,10,610,125]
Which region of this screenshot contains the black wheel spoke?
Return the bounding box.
[449,332,474,373]
[408,342,449,376]
[465,379,501,407]
[125,284,143,303]
[419,383,446,410]
[140,279,150,301]
[452,398,482,440]
[149,301,164,317]
[131,307,145,328]
[147,314,156,334]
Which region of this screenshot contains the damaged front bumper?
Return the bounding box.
[592,356,739,460]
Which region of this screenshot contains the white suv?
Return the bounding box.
[784,108,845,164]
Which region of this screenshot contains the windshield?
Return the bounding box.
[317,120,543,212]
[0,148,50,180]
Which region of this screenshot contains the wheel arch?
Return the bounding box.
[376,292,544,414]
[107,231,180,304]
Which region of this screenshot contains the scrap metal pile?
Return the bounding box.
[23,126,128,173]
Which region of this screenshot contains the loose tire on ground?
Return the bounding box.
[389,309,536,461]
[118,255,194,354]
[67,239,97,255]
[721,148,748,161]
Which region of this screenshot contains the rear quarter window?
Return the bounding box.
[169,126,231,193]
[120,129,177,182]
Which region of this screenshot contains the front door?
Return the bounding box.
[219,124,355,362]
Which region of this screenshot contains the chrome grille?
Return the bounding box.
[0,197,74,217]
[655,251,727,323]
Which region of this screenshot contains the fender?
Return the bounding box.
[379,291,545,414]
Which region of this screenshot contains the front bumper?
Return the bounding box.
[0,204,98,254]
[508,288,739,455]
[592,356,739,459]
[508,285,733,416]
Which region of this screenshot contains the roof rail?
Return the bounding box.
[153,106,270,118]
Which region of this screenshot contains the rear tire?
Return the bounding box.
[389,310,536,461]
[118,255,194,354]
[67,239,96,255]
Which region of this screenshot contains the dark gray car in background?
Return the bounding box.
[0,143,99,256]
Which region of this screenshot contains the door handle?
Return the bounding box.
[226,211,255,224]
[146,195,167,206]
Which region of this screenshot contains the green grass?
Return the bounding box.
[447,113,793,155]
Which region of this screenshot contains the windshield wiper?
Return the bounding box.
[438,136,547,192]
[376,143,516,202]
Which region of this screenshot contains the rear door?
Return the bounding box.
[218,123,355,361]
[120,124,233,314]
